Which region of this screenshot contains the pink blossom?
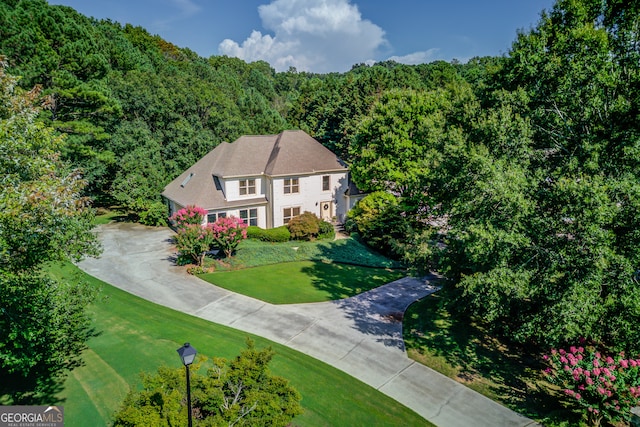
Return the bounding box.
[560,356,568,364]
[631,359,638,367]
[597,387,606,395]
[606,356,615,365]
[584,370,591,377]
[595,352,601,359]
[593,368,601,376]
[620,359,629,368]
[575,393,581,400]
[559,349,566,355]
[578,346,584,353]
[593,358,600,367]
[586,377,593,385]
[570,346,577,354]
[570,358,578,366]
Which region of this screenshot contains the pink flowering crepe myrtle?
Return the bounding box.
[207,216,248,258]
[544,342,640,426]
[169,205,207,228]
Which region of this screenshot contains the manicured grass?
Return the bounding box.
[51,263,432,427]
[208,237,403,270]
[199,260,407,303]
[403,293,581,426]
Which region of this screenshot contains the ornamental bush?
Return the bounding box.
[287,212,321,240]
[208,216,248,258]
[544,344,640,426]
[246,226,291,242]
[169,205,206,229]
[173,224,214,266]
[317,219,335,240]
[139,201,167,226]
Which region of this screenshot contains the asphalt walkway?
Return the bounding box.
[77,222,537,427]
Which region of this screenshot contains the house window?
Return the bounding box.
[239,179,256,195]
[239,208,258,226]
[322,175,330,191]
[207,212,227,224]
[284,178,299,194]
[283,207,301,224]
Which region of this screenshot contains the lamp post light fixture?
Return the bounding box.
[177,342,197,427]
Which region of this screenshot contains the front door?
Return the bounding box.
[320,201,333,221]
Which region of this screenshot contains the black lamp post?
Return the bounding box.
[177,342,197,427]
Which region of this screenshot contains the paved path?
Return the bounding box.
[78,222,537,427]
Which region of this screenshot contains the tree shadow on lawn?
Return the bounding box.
[301,259,439,350]
[403,292,581,425]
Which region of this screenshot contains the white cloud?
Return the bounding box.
[151,0,200,31]
[218,0,386,73]
[387,49,441,65]
[170,0,200,16]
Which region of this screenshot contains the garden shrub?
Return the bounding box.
[287,211,320,240]
[169,205,206,229]
[544,344,640,426]
[346,192,405,258]
[247,225,291,242]
[317,220,335,240]
[138,201,167,226]
[208,216,248,258]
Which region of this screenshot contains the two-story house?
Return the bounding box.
[162,130,364,228]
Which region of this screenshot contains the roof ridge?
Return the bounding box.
[264,131,284,175]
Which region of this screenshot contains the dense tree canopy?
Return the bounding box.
[0,58,100,403]
[2,0,640,356]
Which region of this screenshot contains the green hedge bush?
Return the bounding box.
[247,225,291,242]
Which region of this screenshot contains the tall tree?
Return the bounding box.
[439,0,640,352]
[0,59,100,403]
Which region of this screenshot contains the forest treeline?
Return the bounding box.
[2,0,640,356]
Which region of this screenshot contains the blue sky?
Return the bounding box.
[49,0,555,73]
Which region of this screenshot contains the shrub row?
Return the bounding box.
[246,225,291,242]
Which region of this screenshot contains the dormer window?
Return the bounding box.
[239,179,256,195]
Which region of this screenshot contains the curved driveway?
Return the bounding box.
[77,222,536,427]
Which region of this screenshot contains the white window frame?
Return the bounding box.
[239,179,256,196]
[207,212,227,224]
[284,178,299,194]
[322,175,330,191]
[283,206,301,224]
[239,208,258,226]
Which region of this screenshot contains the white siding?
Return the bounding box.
[271,172,349,227]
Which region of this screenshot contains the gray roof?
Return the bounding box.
[162,130,347,210]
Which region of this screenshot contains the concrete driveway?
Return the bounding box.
[77,222,537,427]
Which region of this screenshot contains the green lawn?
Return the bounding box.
[199,260,406,303]
[51,263,432,427]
